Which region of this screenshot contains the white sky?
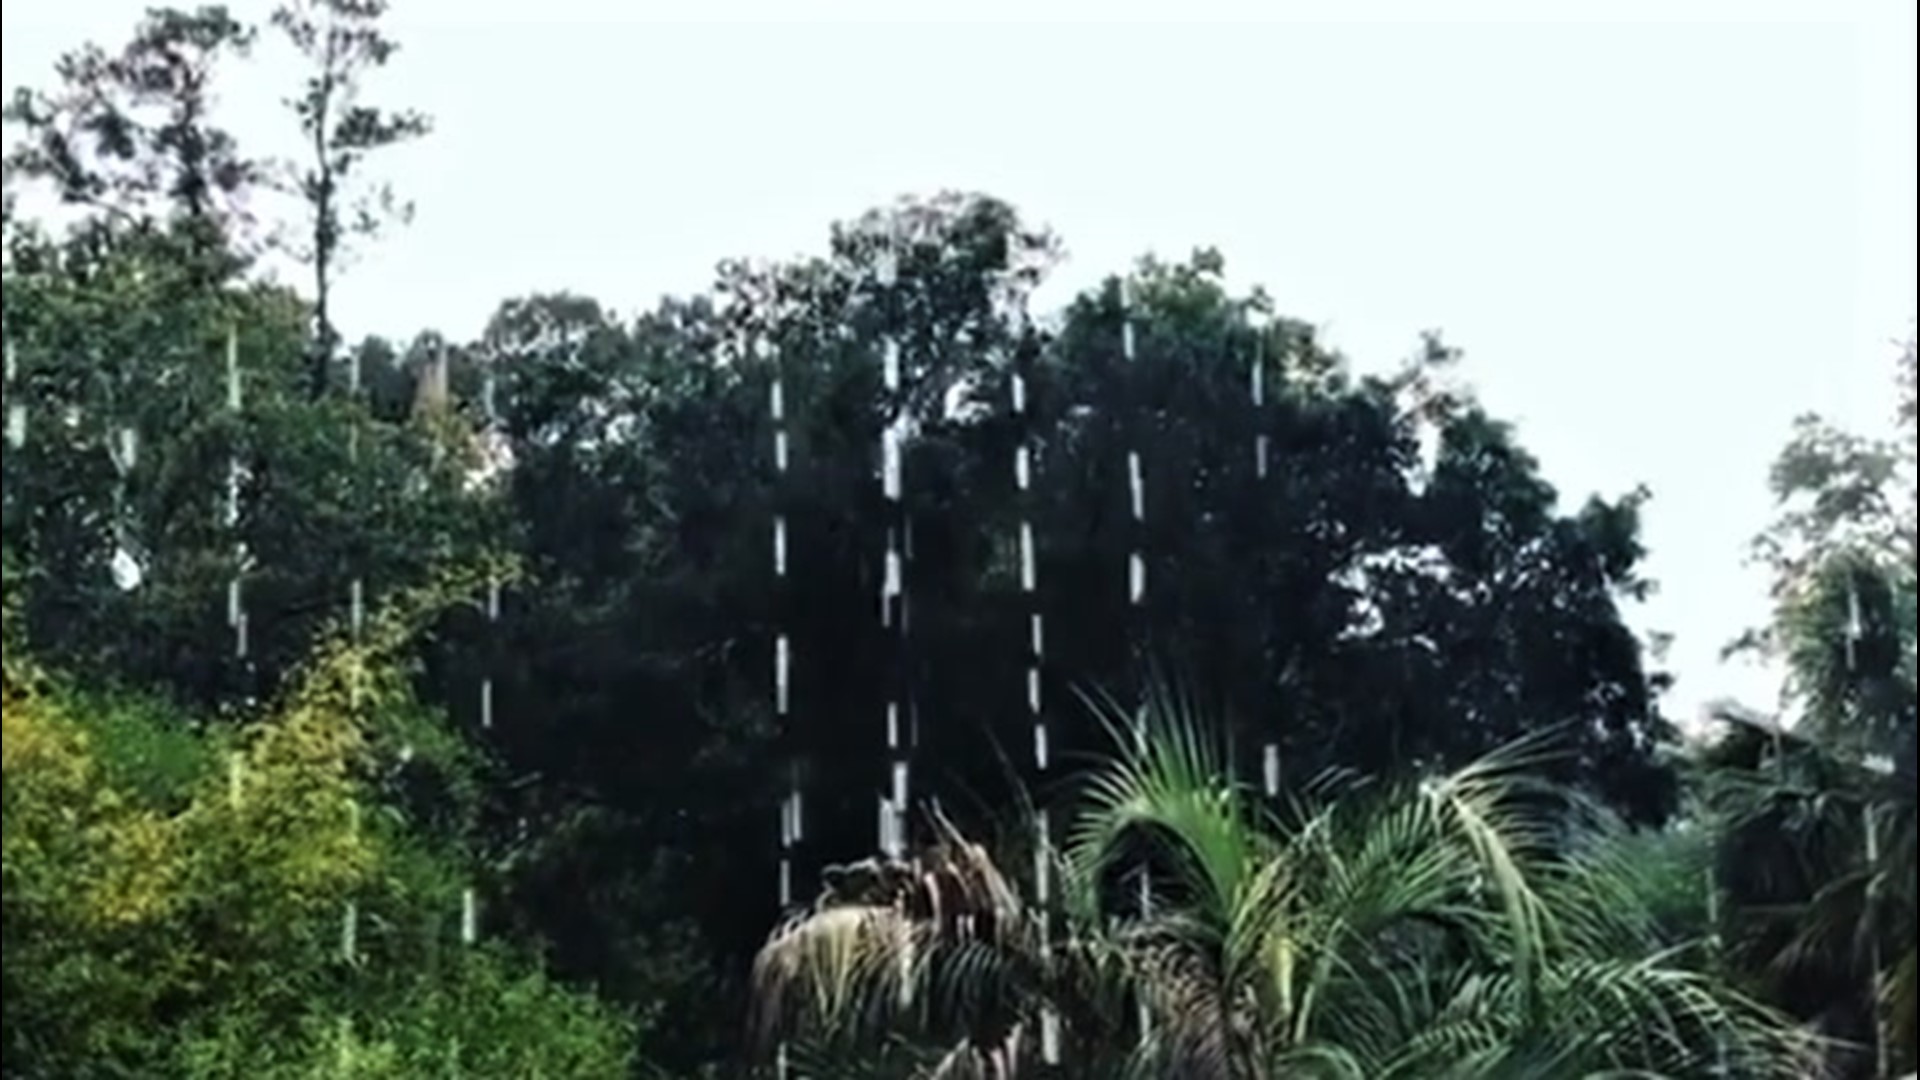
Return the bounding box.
[5,0,1915,729]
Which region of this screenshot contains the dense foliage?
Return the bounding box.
[1,571,640,1077]
[1703,337,1918,1077]
[1,5,1911,1078]
[754,699,1810,1078]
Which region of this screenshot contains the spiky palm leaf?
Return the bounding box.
[1705,708,1917,1074]
[755,696,1812,1078]
[1704,545,1915,1076]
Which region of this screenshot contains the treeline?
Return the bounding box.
[1,4,1912,1078]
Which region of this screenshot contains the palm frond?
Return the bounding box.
[750,688,1813,1077]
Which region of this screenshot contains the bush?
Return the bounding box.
[1,594,640,1078]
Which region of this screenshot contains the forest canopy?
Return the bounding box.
[1,4,1911,1078]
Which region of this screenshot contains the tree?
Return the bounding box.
[5,11,1699,1052]
[753,697,1808,1078]
[2,6,484,714]
[2,4,262,279]
[272,0,430,397]
[1709,338,1918,1077]
[1,571,642,1078]
[382,197,1681,1070]
[1025,259,1675,822]
[0,216,502,712]
[1,12,646,1073]
[1705,713,1915,1078]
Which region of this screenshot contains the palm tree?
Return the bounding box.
[1704,709,1916,1078]
[752,696,1810,1078]
[1705,550,1917,1078]
[1708,337,1919,1078]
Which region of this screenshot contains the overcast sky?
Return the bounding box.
[4,0,1915,729]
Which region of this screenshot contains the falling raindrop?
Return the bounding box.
[341,900,359,962]
[1019,523,1037,592]
[884,547,903,600]
[1842,578,1865,673]
[1034,808,1053,903]
[882,425,903,501]
[114,426,139,473]
[1128,452,1145,522]
[774,634,790,716]
[110,545,144,592]
[460,887,478,945]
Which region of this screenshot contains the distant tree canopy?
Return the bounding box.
[2,196,1681,1072]
[3,8,1684,1074]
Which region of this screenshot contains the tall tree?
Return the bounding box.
[1730,336,1916,750]
[1,8,490,714]
[416,196,1679,1074]
[1710,339,1918,1078]
[272,0,430,396]
[2,4,261,279]
[1,215,501,712]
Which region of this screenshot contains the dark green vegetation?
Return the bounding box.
[1,6,1912,1078]
[755,706,1810,1078]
